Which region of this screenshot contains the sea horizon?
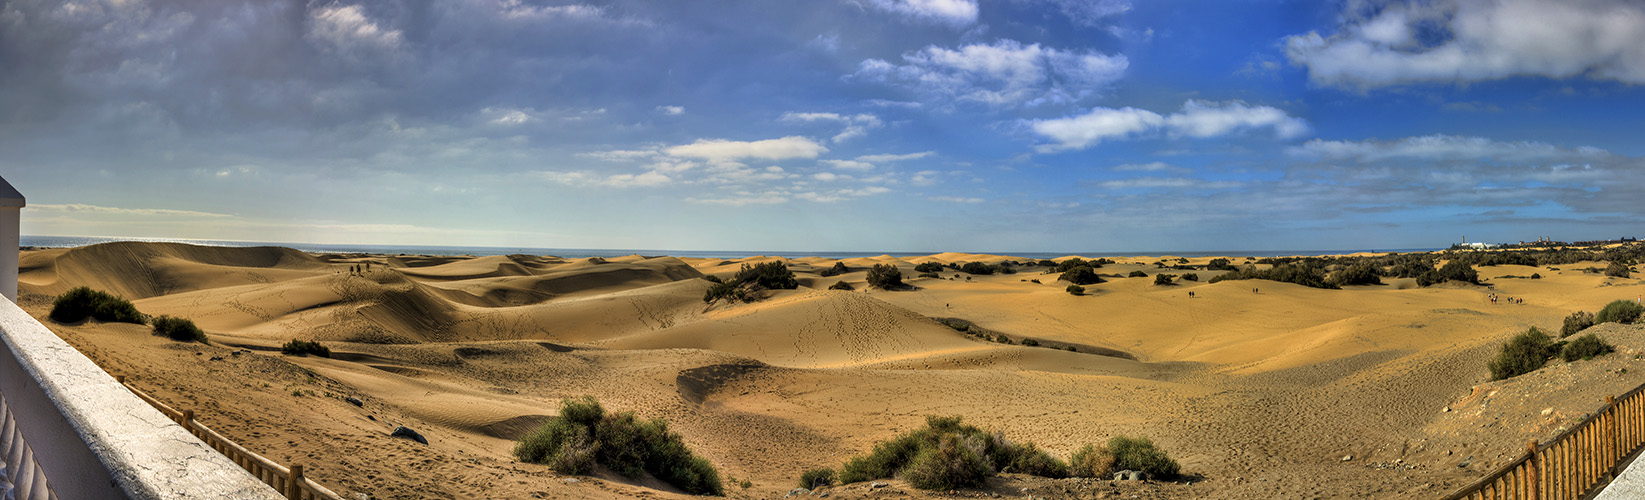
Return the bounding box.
[20,234,1444,260]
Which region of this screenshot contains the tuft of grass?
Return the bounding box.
[1596,300,1644,325]
[1107,436,1179,479]
[515,397,723,496]
[50,287,145,325]
[281,339,331,357]
[903,434,992,490]
[799,467,837,489]
[835,416,1071,490]
[151,315,207,343]
[1065,284,1085,296]
[1069,444,1116,478]
[1488,327,1555,380]
[1562,333,1614,362]
[1562,311,1596,337]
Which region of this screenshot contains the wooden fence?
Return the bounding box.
[1443,382,1645,500]
[115,376,344,500]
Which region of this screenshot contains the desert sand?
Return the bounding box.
[16,241,1645,499]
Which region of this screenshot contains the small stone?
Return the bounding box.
[1541,407,1553,416]
[785,488,810,498]
[871,482,888,489]
[391,426,428,444]
[209,356,224,361]
[346,396,364,407]
[1442,406,1450,412]
[564,478,580,484]
[1341,455,1353,462]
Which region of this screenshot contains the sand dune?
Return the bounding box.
[21,243,1645,499]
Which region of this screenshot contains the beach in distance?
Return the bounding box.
[19,240,1645,499]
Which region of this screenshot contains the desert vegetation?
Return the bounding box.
[282,339,332,357]
[1059,265,1103,286]
[836,416,1070,490]
[867,264,904,289]
[49,286,144,324]
[1488,327,1554,381]
[1596,299,1643,325]
[1066,284,1085,296]
[515,397,723,496]
[703,261,799,303]
[819,261,850,277]
[151,315,207,343]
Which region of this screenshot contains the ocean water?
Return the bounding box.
[20,235,1441,260]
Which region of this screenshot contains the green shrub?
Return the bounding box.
[960,262,995,275]
[1606,261,1632,278]
[734,261,798,290]
[902,434,991,490]
[1127,270,1147,278]
[799,467,837,489]
[837,416,1069,489]
[515,397,722,496]
[1530,273,1542,279]
[1488,327,1555,380]
[1069,444,1115,478]
[49,287,145,325]
[1180,273,1199,282]
[1206,258,1235,271]
[1021,338,1040,347]
[702,275,723,284]
[703,282,744,303]
[1561,311,1596,337]
[918,272,941,279]
[1154,274,1175,286]
[1066,284,1085,296]
[1419,260,1480,286]
[281,339,331,357]
[819,261,850,277]
[1210,263,1340,289]
[1562,333,1614,362]
[915,262,944,273]
[1330,264,1382,286]
[867,264,904,289]
[1597,300,1644,324]
[151,315,207,343]
[829,281,855,291]
[1059,266,1103,285]
[1107,436,1179,479]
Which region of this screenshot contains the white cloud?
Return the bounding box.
[1287,134,1607,163]
[1113,162,1189,174]
[656,105,685,115]
[534,170,672,188]
[687,191,790,206]
[795,186,892,203]
[665,136,828,162]
[307,5,403,59]
[822,160,876,171]
[579,149,661,162]
[856,151,933,162]
[812,172,848,181]
[1285,0,1645,88]
[911,170,941,186]
[860,0,978,27]
[854,39,1127,107]
[929,196,984,203]
[1166,100,1310,139]
[1097,177,1242,190]
[31,203,234,218]
[1034,0,1131,27]
[481,107,538,126]
[781,112,883,143]
[1032,100,1308,152]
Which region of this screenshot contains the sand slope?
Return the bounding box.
[21,243,1645,500]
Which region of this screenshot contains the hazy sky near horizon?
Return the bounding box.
[4,0,1645,252]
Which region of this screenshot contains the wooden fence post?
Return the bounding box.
[287,464,303,500]
[1607,396,1619,482]
[1527,441,1539,500]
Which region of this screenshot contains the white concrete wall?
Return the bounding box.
[1,206,17,303]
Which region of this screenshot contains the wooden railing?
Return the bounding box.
[1443,382,1645,500]
[115,377,344,500]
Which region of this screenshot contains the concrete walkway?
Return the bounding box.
[1595,453,1645,499]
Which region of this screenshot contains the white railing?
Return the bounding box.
[0,175,282,499]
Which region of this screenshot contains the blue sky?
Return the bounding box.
[3,0,1644,252]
